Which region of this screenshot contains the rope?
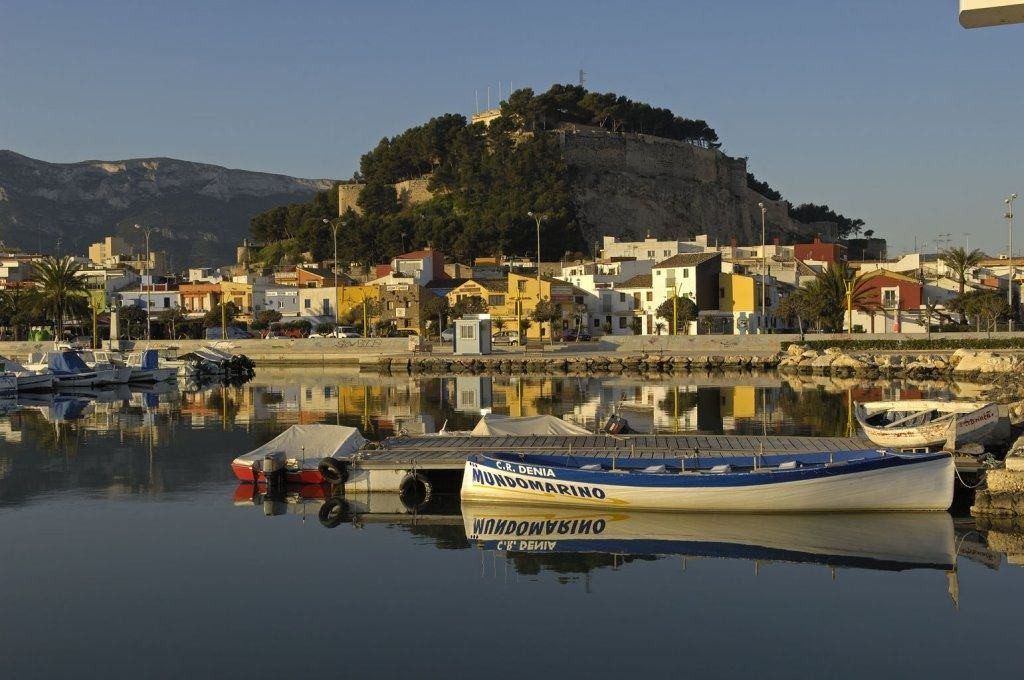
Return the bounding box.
[954,465,987,490]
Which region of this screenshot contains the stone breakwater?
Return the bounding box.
[777,345,1024,382]
[378,353,781,376]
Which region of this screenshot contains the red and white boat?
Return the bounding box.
[231,424,367,484]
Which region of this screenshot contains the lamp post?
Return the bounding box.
[322,218,344,326]
[134,223,153,340]
[1007,194,1019,331]
[758,202,767,334]
[527,211,545,286]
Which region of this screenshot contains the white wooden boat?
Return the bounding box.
[460,450,954,512]
[462,503,957,571]
[854,400,999,450]
[0,356,54,391]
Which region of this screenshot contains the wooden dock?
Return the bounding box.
[352,434,879,471]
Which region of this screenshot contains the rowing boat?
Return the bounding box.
[460,450,954,512]
[854,400,999,449]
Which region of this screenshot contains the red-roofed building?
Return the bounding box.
[390,247,446,285]
[794,238,847,264]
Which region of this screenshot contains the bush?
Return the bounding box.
[316,322,336,335]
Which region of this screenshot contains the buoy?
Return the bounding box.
[318,457,349,484]
[399,472,433,510]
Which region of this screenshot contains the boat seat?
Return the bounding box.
[641,464,667,474]
[777,461,798,470]
[579,464,603,471]
[708,464,732,474]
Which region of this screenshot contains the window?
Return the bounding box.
[618,317,627,329]
[881,287,899,309]
[163,297,170,308]
[489,294,505,306]
[459,325,476,339]
[647,250,655,257]
[593,318,600,327]
[517,280,526,292]
[683,269,690,278]
[720,288,725,299]
[619,293,626,302]
[646,292,653,302]
[304,299,311,309]
[664,250,671,256]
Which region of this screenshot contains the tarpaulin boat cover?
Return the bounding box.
[470,414,591,437]
[47,351,90,374]
[233,424,367,470]
[139,350,159,370]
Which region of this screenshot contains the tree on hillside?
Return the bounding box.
[655,295,698,334]
[939,247,984,295]
[30,256,90,338]
[789,203,865,239]
[746,173,782,201]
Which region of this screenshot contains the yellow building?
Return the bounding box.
[488,273,585,340]
[446,279,507,308]
[704,273,758,335]
[220,281,254,317]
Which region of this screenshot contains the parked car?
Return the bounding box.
[492,330,521,346]
[560,329,592,342]
[389,328,419,338]
[440,325,455,342]
[334,325,362,338]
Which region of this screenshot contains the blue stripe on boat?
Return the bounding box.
[469,450,948,489]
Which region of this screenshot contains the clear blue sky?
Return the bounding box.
[1,0,1021,256]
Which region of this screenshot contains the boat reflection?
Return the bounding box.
[462,503,957,572]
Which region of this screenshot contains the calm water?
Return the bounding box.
[0,372,1021,679]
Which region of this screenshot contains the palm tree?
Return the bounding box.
[30,256,90,338]
[939,247,983,295]
[801,265,874,332]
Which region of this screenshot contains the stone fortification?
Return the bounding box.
[556,127,815,246]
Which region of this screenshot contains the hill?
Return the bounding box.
[0,150,334,266]
[250,84,867,268]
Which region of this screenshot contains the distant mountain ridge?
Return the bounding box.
[0,150,334,266]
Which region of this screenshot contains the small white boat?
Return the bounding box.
[29,350,118,388]
[462,504,957,571]
[0,356,54,391]
[124,349,177,382]
[855,400,1000,450]
[231,424,367,484]
[460,450,954,512]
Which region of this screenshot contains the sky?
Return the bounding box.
[1,0,1021,256]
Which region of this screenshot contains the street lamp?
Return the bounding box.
[1007,193,1019,331]
[758,202,767,334]
[322,218,345,326]
[134,223,153,340]
[527,211,545,285]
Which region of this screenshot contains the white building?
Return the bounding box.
[600,235,710,262]
[558,259,652,335]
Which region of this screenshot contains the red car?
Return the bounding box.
[560,329,592,342]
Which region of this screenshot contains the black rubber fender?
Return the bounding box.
[399,472,433,510]
[318,457,349,484]
[318,497,349,528]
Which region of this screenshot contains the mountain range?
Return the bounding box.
[0,150,334,266]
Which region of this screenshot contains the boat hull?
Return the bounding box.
[231,462,325,485]
[856,401,999,449]
[460,452,954,512]
[461,504,956,570]
[15,373,54,391]
[129,367,178,383]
